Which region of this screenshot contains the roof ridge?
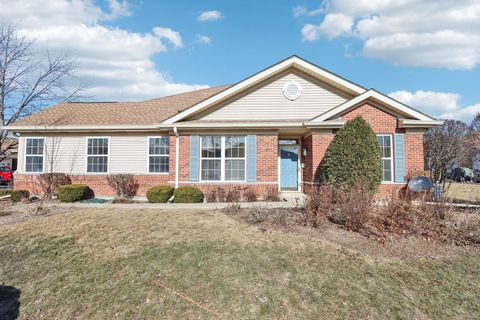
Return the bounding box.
[142,84,231,103]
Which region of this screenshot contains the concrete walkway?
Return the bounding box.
[45,200,301,210]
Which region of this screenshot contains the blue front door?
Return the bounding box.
[280,147,298,190]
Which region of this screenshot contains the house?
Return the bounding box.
[5,56,442,197]
[0,137,18,171]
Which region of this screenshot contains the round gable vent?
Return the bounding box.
[283,81,302,100]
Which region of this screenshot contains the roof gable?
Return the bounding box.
[309,89,438,123]
[191,70,352,121]
[162,55,366,124]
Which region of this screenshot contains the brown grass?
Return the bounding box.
[1,207,479,319]
[445,182,480,203]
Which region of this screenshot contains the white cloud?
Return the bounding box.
[195,35,211,45]
[298,0,480,69]
[293,5,323,17]
[0,0,206,101]
[302,13,353,40]
[107,0,132,19]
[197,10,223,22]
[153,27,183,48]
[389,90,480,122]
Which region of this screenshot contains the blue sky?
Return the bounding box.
[1,0,479,122]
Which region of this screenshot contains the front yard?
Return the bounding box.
[0,207,479,319]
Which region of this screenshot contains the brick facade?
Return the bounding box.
[14,104,426,199]
[301,102,425,198]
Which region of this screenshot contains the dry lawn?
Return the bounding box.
[0,207,479,319]
[445,182,480,203]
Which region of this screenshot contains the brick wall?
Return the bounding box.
[342,102,398,133]
[405,129,425,176]
[14,174,173,197]
[256,134,278,182]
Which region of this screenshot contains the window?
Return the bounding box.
[201,136,246,181]
[377,135,393,182]
[25,138,44,172]
[87,138,109,173]
[201,136,222,181]
[279,139,298,145]
[225,136,245,181]
[149,137,169,173]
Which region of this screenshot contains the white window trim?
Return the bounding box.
[199,135,247,183]
[24,137,45,174]
[147,136,170,175]
[377,134,394,183]
[85,137,110,174]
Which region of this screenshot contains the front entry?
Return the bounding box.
[280,146,299,190]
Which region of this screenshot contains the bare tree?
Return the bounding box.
[424,120,471,186]
[45,136,62,173]
[471,112,480,133]
[0,22,83,162]
[468,112,480,170]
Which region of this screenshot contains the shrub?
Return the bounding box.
[243,187,257,202]
[39,172,71,199]
[301,186,330,227]
[226,187,242,202]
[263,186,280,201]
[10,190,30,203]
[58,184,94,202]
[146,185,174,203]
[107,174,138,198]
[216,188,226,202]
[174,186,204,203]
[318,117,382,193]
[0,190,13,197]
[327,185,373,231]
[205,188,218,203]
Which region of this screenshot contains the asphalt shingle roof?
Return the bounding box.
[12,85,230,126]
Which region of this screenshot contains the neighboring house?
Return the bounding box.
[5,56,441,197]
[0,137,18,171]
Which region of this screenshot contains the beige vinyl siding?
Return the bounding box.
[16,136,25,173]
[17,133,162,175]
[109,135,149,174]
[195,71,351,121]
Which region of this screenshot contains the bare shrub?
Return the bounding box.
[205,188,217,203]
[301,186,330,227]
[38,173,71,199]
[216,188,226,202]
[205,187,241,202]
[106,174,138,198]
[111,197,135,204]
[264,186,280,202]
[243,187,257,202]
[226,187,242,203]
[327,185,373,231]
[224,206,302,229]
[372,196,480,246]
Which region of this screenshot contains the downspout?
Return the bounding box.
[174,126,179,189]
[168,126,180,203]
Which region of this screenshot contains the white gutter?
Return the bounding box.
[173,126,180,189]
[303,120,345,128]
[398,119,444,128]
[4,125,165,132]
[157,122,305,129]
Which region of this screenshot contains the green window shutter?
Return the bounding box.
[394,133,406,183]
[246,135,257,182]
[189,135,200,182]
